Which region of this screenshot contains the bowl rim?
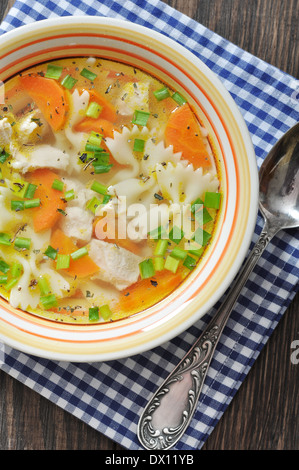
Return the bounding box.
[0,16,259,361]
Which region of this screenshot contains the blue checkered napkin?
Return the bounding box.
[0,0,299,451]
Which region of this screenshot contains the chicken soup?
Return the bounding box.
[0,57,221,323]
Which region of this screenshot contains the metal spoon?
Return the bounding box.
[138,122,299,450]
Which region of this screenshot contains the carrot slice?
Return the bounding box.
[19,74,69,131]
[50,229,100,278]
[164,103,211,168]
[50,228,75,253]
[118,269,183,313]
[27,169,66,233]
[78,87,117,122]
[74,117,118,138]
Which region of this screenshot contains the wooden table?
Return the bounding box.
[0,0,298,450]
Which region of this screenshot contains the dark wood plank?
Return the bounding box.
[0,0,298,450]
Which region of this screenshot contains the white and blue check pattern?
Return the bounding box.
[0,0,298,450]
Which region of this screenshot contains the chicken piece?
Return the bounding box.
[17,110,51,145]
[58,177,95,243]
[59,205,94,243]
[61,177,94,207]
[88,239,142,290]
[18,114,38,138]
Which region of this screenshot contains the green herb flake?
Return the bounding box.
[80,68,98,82]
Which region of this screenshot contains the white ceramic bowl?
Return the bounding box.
[0,16,258,361]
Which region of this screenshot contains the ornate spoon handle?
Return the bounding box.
[138,219,279,450]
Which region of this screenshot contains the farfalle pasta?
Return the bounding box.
[0,57,222,322]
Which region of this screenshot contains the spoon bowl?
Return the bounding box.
[138,122,299,450]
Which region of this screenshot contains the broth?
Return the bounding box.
[0,57,221,323]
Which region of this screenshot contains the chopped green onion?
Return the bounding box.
[91,180,108,195]
[0,150,10,160]
[38,276,51,296]
[11,200,24,211]
[102,195,111,205]
[204,192,221,209]
[0,259,10,274]
[11,262,23,279]
[52,179,64,191]
[133,138,145,152]
[4,277,19,291]
[24,198,41,209]
[24,183,37,199]
[154,256,164,272]
[171,246,187,260]
[44,245,58,260]
[85,143,104,153]
[164,255,180,273]
[45,64,63,80]
[0,149,10,163]
[154,239,168,257]
[94,152,110,164]
[11,198,40,210]
[190,197,203,214]
[40,293,57,310]
[99,304,112,321]
[61,74,78,90]
[86,196,101,214]
[139,259,155,279]
[93,163,113,174]
[201,207,213,225]
[14,237,31,250]
[0,233,11,246]
[192,228,211,246]
[64,189,75,201]
[172,91,187,106]
[0,275,8,284]
[71,246,88,260]
[148,225,168,240]
[132,110,150,127]
[169,226,184,244]
[80,68,97,81]
[183,255,197,270]
[86,102,102,119]
[87,131,103,147]
[154,86,170,101]
[89,306,99,322]
[56,254,70,270]
[193,205,213,225]
[187,244,204,257]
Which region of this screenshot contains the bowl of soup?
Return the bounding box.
[0,16,258,360]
